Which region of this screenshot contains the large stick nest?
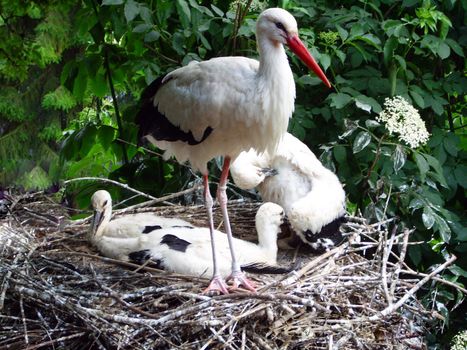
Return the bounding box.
[0,191,451,349]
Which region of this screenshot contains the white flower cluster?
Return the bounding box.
[229,0,266,12]
[377,96,430,149]
[451,330,467,350]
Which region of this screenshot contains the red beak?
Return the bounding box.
[287,35,331,88]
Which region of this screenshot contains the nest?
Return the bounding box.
[0,190,455,349]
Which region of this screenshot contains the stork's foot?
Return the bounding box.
[226,271,257,292]
[203,275,229,295]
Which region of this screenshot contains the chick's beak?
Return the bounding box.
[91,210,104,235]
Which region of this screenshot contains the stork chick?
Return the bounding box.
[89,190,194,259]
[231,132,346,253]
[89,191,288,280]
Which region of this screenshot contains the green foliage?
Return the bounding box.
[42,86,77,111]
[0,0,465,345]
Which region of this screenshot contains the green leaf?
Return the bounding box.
[443,133,459,156]
[365,120,380,129]
[319,149,336,172]
[335,49,346,64]
[320,53,331,71]
[336,25,348,42]
[144,30,160,42]
[409,197,424,211]
[133,23,151,33]
[139,6,153,24]
[355,99,371,113]
[424,154,448,188]
[176,0,191,28]
[414,152,429,182]
[435,214,451,242]
[383,36,398,67]
[124,0,139,22]
[402,0,419,6]
[102,0,124,5]
[409,89,425,108]
[210,4,224,17]
[437,42,450,59]
[454,165,467,188]
[97,125,117,149]
[349,23,364,38]
[353,131,371,153]
[355,95,382,113]
[448,265,467,278]
[445,38,465,57]
[42,86,77,111]
[393,55,406,70]
[89,71,107,98]
[330,93,352,109]
[72,65,88,101]
[422,207,435,229]
[333,145,347,164]
[297,75,322,86]
[392,145,407,172]
[354,34,382,50]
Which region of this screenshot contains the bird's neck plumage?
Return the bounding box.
[256,220,279,262]
[256,37,295,154]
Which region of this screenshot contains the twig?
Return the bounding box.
[390,228,411,298]
[24,332,87,350]
[369,255,457,320]
[64,177,157,201]
[381,225,397,305]
[115,184,202,213]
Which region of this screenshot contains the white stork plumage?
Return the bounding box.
[230,132,346,252]
[136,8,330,294]
[89,191,289,279]
[88,190,194,258]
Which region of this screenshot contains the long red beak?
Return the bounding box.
[287,35,331,88]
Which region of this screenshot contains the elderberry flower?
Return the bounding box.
[318,31,339,46]
[229,0,266,12]
[451,330,467,350]
[377,96,430,149]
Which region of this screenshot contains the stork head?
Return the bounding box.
[257,8,331,88]
[255,202,286,240]
[89,190,112,238]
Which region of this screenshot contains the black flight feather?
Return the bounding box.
[128,249,165,270]
[135,75,213,146]
[142,225,162,234]
[241,262,295,275]
[160,234,191,252]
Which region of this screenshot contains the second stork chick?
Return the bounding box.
[89,190,289,280]
[231,132,346,253]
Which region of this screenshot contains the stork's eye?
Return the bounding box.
[275,22,286,31]
[103,200,108,206]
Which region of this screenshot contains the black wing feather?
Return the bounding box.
[135,75,213,146]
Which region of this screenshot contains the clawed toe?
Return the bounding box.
[226,271,257,292]
[203,275,230,295]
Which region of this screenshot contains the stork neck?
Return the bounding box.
[257,38,291,81]
[256,221,279,261]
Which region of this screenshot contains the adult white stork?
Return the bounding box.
[230,132,346,253]
[89,191,289,279]
[135,8,331,294]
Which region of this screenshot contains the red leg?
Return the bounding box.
[202,174,229,295]
[217,157,256,292]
